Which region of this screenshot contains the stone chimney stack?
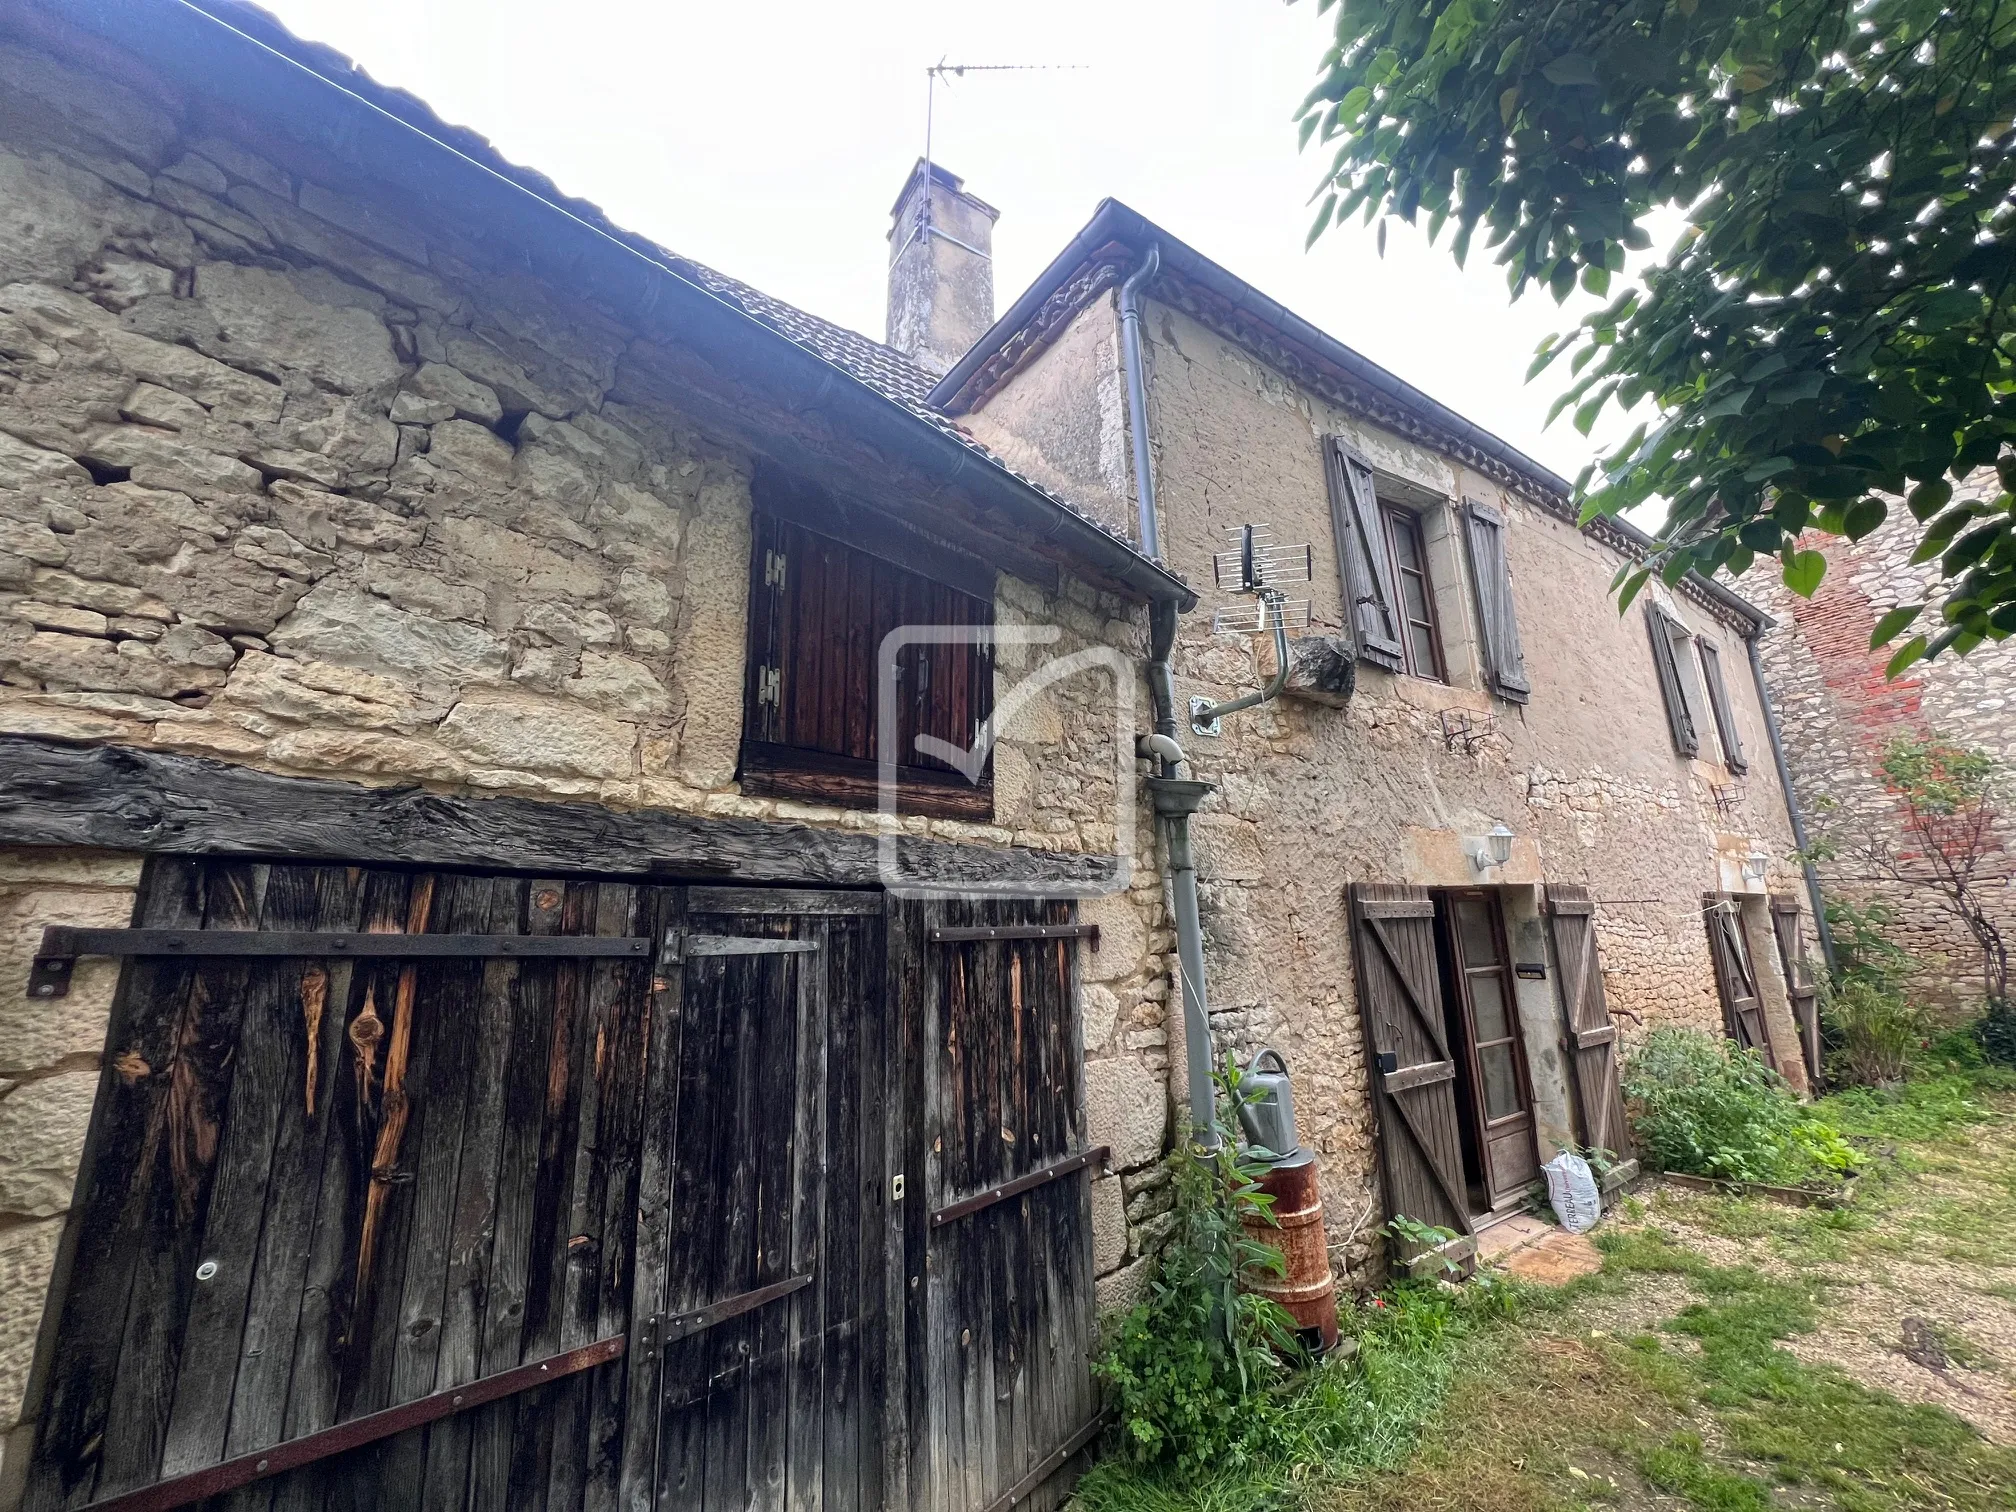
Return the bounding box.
[886,161,998,375]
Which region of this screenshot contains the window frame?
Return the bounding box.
[1380,501,1449,683]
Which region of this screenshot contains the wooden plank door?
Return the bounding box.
[906,897,1099,1512]
[1349,885,1473,1238]
[622,886,893,1512]
[1442,891,1539,1208]
[1704,897,1773,1065]
[1770,895,1822,1087]
[24,861,659,1511]
[1545,885,1633,1160]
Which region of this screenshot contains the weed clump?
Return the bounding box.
[1623,1028,1855,1187]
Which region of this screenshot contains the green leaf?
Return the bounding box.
[1782,549,1827,598]
[1699,387,1754,420]
[1540,52,1598,86]
[1885,635,1930,678]
[1842,496,1887,541]
[1869,604,1924,648]
[1616,566,1653,612]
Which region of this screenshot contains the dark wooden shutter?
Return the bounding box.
[1770,895,1821,1086]
[1704,897,1773,1065]
[1646,603,1701,757]
[1545,885,1632,1160]
[1459,500,1531,703]
[1323,438,1404,670]
[1350,885,1472,1238]
[1695,640,1748,773]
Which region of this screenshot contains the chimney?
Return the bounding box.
[886,160,998,375]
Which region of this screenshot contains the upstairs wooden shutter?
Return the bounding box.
[1645,603,1701,758]
[1695,640,1748,773]
[1460,499,1531,704]
[1323,438,1404,670]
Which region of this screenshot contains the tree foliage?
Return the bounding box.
[1297,0,2016,670]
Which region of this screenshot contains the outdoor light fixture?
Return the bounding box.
[1742,848,1770,883]
[1473,823,1515,871]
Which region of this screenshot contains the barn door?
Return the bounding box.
[1704,897,1773,1065]
[1770,895,1822,1087]
[621,886,893,1512]
[1350,885,1473,1238]
[905,897,1101,1512]
[25,860,661,1511]
[1545,885,1632,1160]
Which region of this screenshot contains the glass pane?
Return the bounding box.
[1467,971,1510,1043]
[1455,899,1499,967]
[1388,511,1423,572]
[1408,622,1440,677]
[1479,1043,1522,1121]
[1399,567,1432,625]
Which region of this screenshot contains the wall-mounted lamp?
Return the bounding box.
[1472,823,1515,872]
[1741,848,1770,884]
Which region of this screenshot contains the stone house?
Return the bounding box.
[0,0,1825,1509]
[1750,499,2016,1008]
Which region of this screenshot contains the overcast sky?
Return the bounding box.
[254,0,1638,486]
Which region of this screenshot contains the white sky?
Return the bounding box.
[254,0,1639,486]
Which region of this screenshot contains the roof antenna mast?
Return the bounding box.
[913,60,1088,245]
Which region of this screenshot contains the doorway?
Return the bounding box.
[1435,889,1541,1215]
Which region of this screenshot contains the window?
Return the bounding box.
[1382,504,1446,681]
[741,509,994,819]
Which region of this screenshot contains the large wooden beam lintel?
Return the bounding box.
[0,737,1117,891]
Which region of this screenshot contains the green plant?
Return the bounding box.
[1092,1060,1301,1473]
[1384,1214,1464,1280]
[1975,1000,2016,1066]
[1623,1028,1855,1186]
[1296,0,2016,660]
[1822,979,1926,1089]
[1822,896,1915,998]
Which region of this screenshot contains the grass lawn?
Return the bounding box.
[1077,1076,2016,1512]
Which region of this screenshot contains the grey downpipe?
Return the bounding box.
[1745,632,1838,974]
[1119,246,1163,561]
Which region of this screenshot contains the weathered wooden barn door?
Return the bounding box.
[619,886,894,1512]
[1704,897,1773,1065]
[26,859,661,1511]
[1545,885,1632,1159]
[1349,884,1473,1239]
[1769,895,1822,1086]
[899,897,1101,1512]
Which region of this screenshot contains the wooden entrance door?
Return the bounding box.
[1545,885,1632,1160]
[902,896,1101,1512]
[1705,897,1773,1065]
[1349,885,1473,1239]
[623,886,894,1512]
[25,860,664,1511]
[1442,891,1539,1209]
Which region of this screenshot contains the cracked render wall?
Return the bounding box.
[969,292,1810,1285]
[1749,499,2016,1009]
[0,25,1169,1481]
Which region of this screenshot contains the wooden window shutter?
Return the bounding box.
[1645,602,1700,758]
[1322,437,1404,670]
[1459,499,1531,703]
[1695,640,1748,774]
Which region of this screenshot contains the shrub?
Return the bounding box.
[1092,1063,1300,1474]
[1823,897,1913,996]
[1975,1000,2016,1066]
[1821,979,1924,1089]
[1622,1028,1855,1187]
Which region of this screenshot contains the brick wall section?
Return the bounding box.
[1750,498,2016,1006]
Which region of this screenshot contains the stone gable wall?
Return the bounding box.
[0,25,1170,1489]
[1749,499,2016,1008]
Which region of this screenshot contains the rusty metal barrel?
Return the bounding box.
[1240,1152,1340,1351]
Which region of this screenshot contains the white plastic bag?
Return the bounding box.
[1542,1152,1603,1234]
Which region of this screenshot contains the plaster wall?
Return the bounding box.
[1749,500,2016,1009]
[970,293,1810,1263]
[0,25,1175,1478]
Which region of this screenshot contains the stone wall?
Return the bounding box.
[0,21,1172,1483]
[1750,498,2016,1007]
[971,295,1810,1278]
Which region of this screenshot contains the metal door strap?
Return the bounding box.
[27,927,651,998]
[929,1146,1109,1228]
[640,1272,814,1359]
[979,1411,1113,1512]
[927,923,1099,949]
[83,1333,625,1512]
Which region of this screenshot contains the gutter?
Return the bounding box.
[1744,632,1839,975]
[43,0,1194,611]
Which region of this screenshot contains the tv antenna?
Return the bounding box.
[905,60,1089,250]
